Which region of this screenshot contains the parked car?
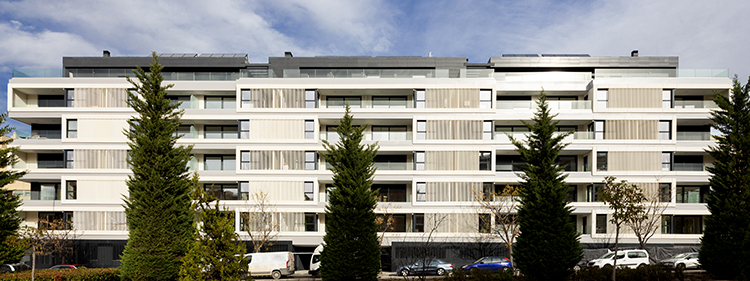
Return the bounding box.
[462,256,512,273]
[245,251,295,280]
[397,259,453,277]
[574,259,589,271]
[49,264,84,270]
[308,244,323,277]
[660,252,700,270]
[588,249,650,269]
[0,263,30,273]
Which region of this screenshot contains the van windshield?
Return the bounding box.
[312,255,321,263]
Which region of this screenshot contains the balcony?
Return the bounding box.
[673,163,706,171]
[497,101,533,110]
[372,162,413,171]
[549,100,591,110]
[676,132,711,141]
[12,69,274,79]
[675,100,718,109]
[284,69,449,78]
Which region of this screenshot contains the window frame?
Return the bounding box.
[596,152,607,171]
[64,150,74,169]
[414,89,425,108]
[204,154,236,171]
[305,89,318,108]
[304,181,315,201]
[479,151,492,171]
[416,120,426,140]
[662,152,673,171]
[413,213,424,232]
[305,151,318,170]
[204,125,239,139]
[305,120,315,139]
[66,119,77,138]
[662,89,674,109]
[483,120,493,140]
[659,120,672,140]
[479,89,492,109]
[65,180,77,200]
[414,151,425,171]
[596,89,608,109]
[416,182,426,202]
[304,213,318,232]
[204,96,236,109]
[203,183,240,200]
[596,214,607,234]
[65,89,75,107]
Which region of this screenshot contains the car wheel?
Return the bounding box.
[573,265,581,271]
[437,268,446,276]
[400,269,409,277]
[603,264,613,270]
[676,263,686,271]
[638,263,647,268]
[502,266,512,273]
[271,270,282,280]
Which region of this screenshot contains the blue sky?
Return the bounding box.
[1,0,749,131]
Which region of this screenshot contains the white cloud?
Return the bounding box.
[0,21,99,71]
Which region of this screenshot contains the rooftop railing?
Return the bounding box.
[283,69,449,78]
[12,69,274,79]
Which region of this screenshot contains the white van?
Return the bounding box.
[588,249,650,269]
[245,251,295,280]
[308,244,324,277]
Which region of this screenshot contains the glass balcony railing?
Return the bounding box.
[495,72,592,82]
[372,132,412,141]
[497,101,533,109]
[573,132,594,139]
[675,100,718,109]
[676,132,711,141]
[13,69,64,77]
[372,162,413,170]
[677,69,729,78]
[673,163,705,171]
[13,69,274,79]
[459,69,494,78]
[548,100,591,110]
[284,69,449,78]
[496,131,592,141]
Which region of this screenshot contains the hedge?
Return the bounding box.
[0,268,119,281]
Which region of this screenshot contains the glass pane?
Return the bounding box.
[662,90,672,100]
[480,90,491,101]
[205,157,222,170]
[597,90,608,100]
[594,121,604,131]
[305,121,314,131]
[205,97,223,109]
[224,156,236,170]
[659,122,670,131]
[223,97,236,109]
[240,121,249,130]
[305,90,316,101]
[223,127,238,139]
[415,90,425,100]
[205,127,222,139]
[41,184,57,200]
[662,153,672,163]
[68,120,77,130]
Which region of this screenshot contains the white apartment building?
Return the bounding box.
[5,51,731,269]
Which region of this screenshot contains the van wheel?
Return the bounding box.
[676,263,686,271]
[603,264,613,270]
[399,269,409,276]
[271,270,282,280]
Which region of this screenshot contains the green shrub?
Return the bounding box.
[446,268,515,281]
[569,265,673,281]
[0,268,119,281]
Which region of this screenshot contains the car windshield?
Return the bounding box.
[599,253,615,259]
[472,258,486,264]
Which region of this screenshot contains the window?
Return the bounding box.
[483,121,493,140]
[326,126,340,143]
[414,152,425,171]
[662,89,674,108]
[377,214,406,232]
[204,125,238,139]
[65,89,75,107]
[38,95,65,107]
[305,151,317,170]
[241,89,252,108]
[482,182,494,201]
[583,155,589,172]
[31,183,61,200]
[304,181,314,201]
[66,120,77,138]
[479,214,492,233]
[662,152,673,171]
[479,151,492,171]
[596,214,607,233]
[205,96,236,109]
[30,124,62,139]
[416,182,426,202]
[239,120,250,139]
[239,181,249,200]
[168,96,191,109]
[416,121,426,140]
[327,96,361,108]
[65,180,77,200]
[305,89,318,108]
[414,89,425,108]
[596,89,608,108]
[174,125,194,138]
[37,153,64,168]
[204,183,239,200]
[305,213,318,231]
[589,120,605,139]
[659,183,671,202]
[587,184,604,202]
[305,120,315,139]
[662,215,702,234]
[557,156,577,172]
[676,186,710,203]
[373,96,407,108]
[375,184,407,202]
[38,212,73,230]
[659,121,672,140]
[240,151,251,170]
[204,155,235,171]
[597,152,607,171]
[413,213,424,232]
[372,126,408,141]
[65,150,74,169]
[480,89,492,109]
[567,186,577,202]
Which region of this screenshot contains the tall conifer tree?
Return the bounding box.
[320,105,380,281]
[511,92,582,280]
[120,53,195,280]
[700,77,750,280]
[0,113,28,264]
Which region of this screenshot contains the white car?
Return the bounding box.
[660,252,700,270]
[588,249,650,269]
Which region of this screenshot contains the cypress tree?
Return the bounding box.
[511,92,582,280]
[320,105,380,281]
[700,76,750,280]
[120,53,195,280]
[0,113,28,264]
[180,177,247,281]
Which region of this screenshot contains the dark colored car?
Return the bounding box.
[0,263,30,273]
[49,264,84,270]
[397,259,454,276]
[462,256,513,273]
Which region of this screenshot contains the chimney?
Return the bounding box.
[103,50,111,57]
[284,51,293,58]
[631,50,638,57]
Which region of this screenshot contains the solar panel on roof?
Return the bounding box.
[501,54,540,57]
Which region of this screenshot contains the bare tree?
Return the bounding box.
[376,202,400,272]
[399,214,448,281]
[21,218,80,281]
[241,191,280,253]
[627,188,669,250]
[600,176,646,281]
[473,185,520,265]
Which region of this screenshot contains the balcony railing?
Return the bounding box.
[284,69,449,78]
[673,163,705,171]
[327,99,414,108]
[13,69,274,79]
[675,100,718,109]
[677,69,729,78]
[549,100,591,110]
[372,162,413,170]
[497,101,533,109]
[676,132,711,141]
[372,132,412,141]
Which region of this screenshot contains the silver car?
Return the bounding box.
[660,252,700,270]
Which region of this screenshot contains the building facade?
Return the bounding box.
[6,51,730,268]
